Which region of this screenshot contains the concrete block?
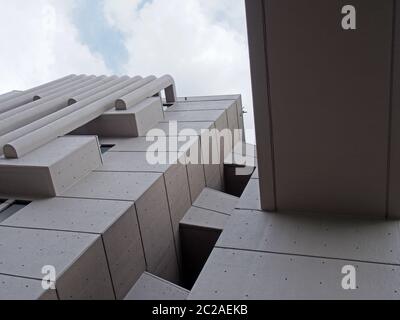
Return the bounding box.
[180,207,229,288]
[237,179,262,211]
[0,136,102,199]
[61,171,180,284]
[193,188,238,216]
[125,272,189,300]
[0,274,58,300]
[1,198,146,300]
[73,98,163,137]
[177,94,242,102]
[134,176,179,284]
[181,207,230,231]
[189,248,400,300]
[0,227,114,300]
[217,209,400,265]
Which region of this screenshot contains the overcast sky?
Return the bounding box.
[0,0,255,143]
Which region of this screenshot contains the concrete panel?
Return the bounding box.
[164,161,192,264]
[236,179,262,211]
[0,275,58,300]
[181,207,229,231]
[189,248,400,300]
[0,136,102,199]
[0,227,114,300]
[251,0,393,215]
[73,98,164,137]
[124,272,189,300]
[134,176,179,284]
[186,162,206,203]
[1,198,146,300]
[193,188,238,216]
[217,209,400,266]
[62,171,162,202]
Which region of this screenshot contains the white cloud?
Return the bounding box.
[0,0,110,94]
[103,0,255,143]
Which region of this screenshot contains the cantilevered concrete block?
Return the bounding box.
[0,227,114,300]
[62,171,179,284]
[97,151,191,271]
[193,188,238,216]
[189,248,400,300]
[0,274,58,300]
[0,136,102,199]
[125,272,189,300]
[180,206,230,288]
[73,98,164,137]
[1,198,146,300]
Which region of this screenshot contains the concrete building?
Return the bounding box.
[0,73,250,300]
[2,0,400,300]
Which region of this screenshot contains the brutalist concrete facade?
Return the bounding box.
[0,74,246,300]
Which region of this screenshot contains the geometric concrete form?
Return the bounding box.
[217,209,400,266]
[0,198,146,300]
[2,76,153,159]
[96,151,192,272]
[0,136,102,199]
[0,274,58,300]
[73,98,164,138]
[124,272,189,301]
[189,248,400,300]
[246,0,396,217]
[180,206,230,288]
[193,188,238,216]
[61,171,180,284]
[0,227,114,300]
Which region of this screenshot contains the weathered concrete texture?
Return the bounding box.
[193,188,238,216]
[0,198,146,300]
[0,136,102,198]
[0,227,114,299]
[189,248,400,300]
[180,206,230,288]
[61,171,179,284]
[73,98,164,138]
[0,274,58,300]
[218,210,400,265]
[124,272,189,300]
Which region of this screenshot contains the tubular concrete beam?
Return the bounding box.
[0,75,82,114]
[2,76,160,158]
[32,75,96,100]
[67,75,136,104]
[0,76,112,136]
[0,76,143,154]
[0,74,75,105]
[0,76,113,122]
[115,75,176,110]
